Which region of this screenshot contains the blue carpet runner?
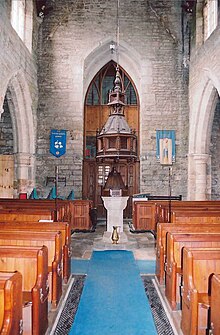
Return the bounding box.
[71,258,156,275]
[69,250,157,335]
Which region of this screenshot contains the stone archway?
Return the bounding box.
[83,40,142,218]
[188,66,220,200]
[0,71,36,196]
[83,38,142,100]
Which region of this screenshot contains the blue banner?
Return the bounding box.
[50,129,67,158]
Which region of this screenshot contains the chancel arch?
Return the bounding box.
[83,61,140,218]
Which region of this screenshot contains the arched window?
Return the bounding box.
[86,62,137,106]
[84,62,139,159]
[10,0,33,52]
[203,0,218,40]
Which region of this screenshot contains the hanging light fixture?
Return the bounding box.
[96,0,137,196]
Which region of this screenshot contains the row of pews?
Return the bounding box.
[0,198,93,335]
[151,200,220,335]
[132,199,220,233]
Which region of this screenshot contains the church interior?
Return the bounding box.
[0,0,220,334]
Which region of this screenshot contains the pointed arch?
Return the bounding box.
[83,58,140,218]
[189,79,219,154]
[188,69,220,199]
[2,70,36,194]
[6,70,35,154]
[83,38,142,101]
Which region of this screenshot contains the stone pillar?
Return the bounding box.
[193,154,209,200]
[14,153,35,195]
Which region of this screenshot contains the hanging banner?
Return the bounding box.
[50,129,67,158]
[156,130,175,165]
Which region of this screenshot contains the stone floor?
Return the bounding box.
[71,220,156,261]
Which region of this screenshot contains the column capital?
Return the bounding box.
[190,153,210,163]
[14,152,35,166]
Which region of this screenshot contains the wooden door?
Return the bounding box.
[0,155,14,198]
[83,159,139,218]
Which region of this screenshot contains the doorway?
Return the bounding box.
[83,61,140,218]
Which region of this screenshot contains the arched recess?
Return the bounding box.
[83,38,141,101]
[83,61,140,218]
[188,75,220,200]
[0,71,36,196]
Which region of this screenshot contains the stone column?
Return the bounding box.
[14,153,35,195]
[193,154,209,200]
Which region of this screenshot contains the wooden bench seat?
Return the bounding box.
[181,248,220,335]
[0,209,55,222]
[0,245,49,335]
[165,232,220,310]
[0,221,71,283]
[157,200,220,223]
[0,271,22,335]
[0,199,70,222]
[156,222,220,284]
[0,198,94,230]
[171,210,220,224]
[0,230,62,308]
[132,200,220,233]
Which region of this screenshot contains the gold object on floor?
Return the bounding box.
[112,226,119,244]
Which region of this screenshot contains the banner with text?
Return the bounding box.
[50,129,67,158]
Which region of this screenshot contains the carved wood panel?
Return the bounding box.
[83,159,139,218]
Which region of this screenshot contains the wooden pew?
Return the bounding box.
[0,230,62,308]
[165,232,220,310]
[181,248,220,335]
[157,200,220,223]
[0,199,68,221]
[171,210,220,224]
[132,201,158,232]
[0,198,94,230]
[70,200,93,230]
[0,221,71,284]
[209,273,220,335]
[0,245,49,335]
[0,271,22,335]
[0,209,55,222]
[156,223,220,284]
[132,200,220,233]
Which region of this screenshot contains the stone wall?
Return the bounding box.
[36,0,189,199]
[0,97,13,155]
